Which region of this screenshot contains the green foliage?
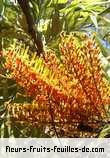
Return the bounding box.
[98,125,110,138]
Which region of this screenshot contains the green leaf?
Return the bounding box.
[99,16,110,24]
[94,34,110,57]
[30,0,39,18]
[99,7,110,16]
[90,14,98,29]
[50,0,68,4]
[0,0,3,15]
[47,0,67,7]
[98,125,110,138]
[83,0,110,7]
[57,0,68,3]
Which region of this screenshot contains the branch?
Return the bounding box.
[17,0,44,56]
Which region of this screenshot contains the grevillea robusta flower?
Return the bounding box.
[3,34,110,137]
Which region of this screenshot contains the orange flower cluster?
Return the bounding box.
[3,34,110,136]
